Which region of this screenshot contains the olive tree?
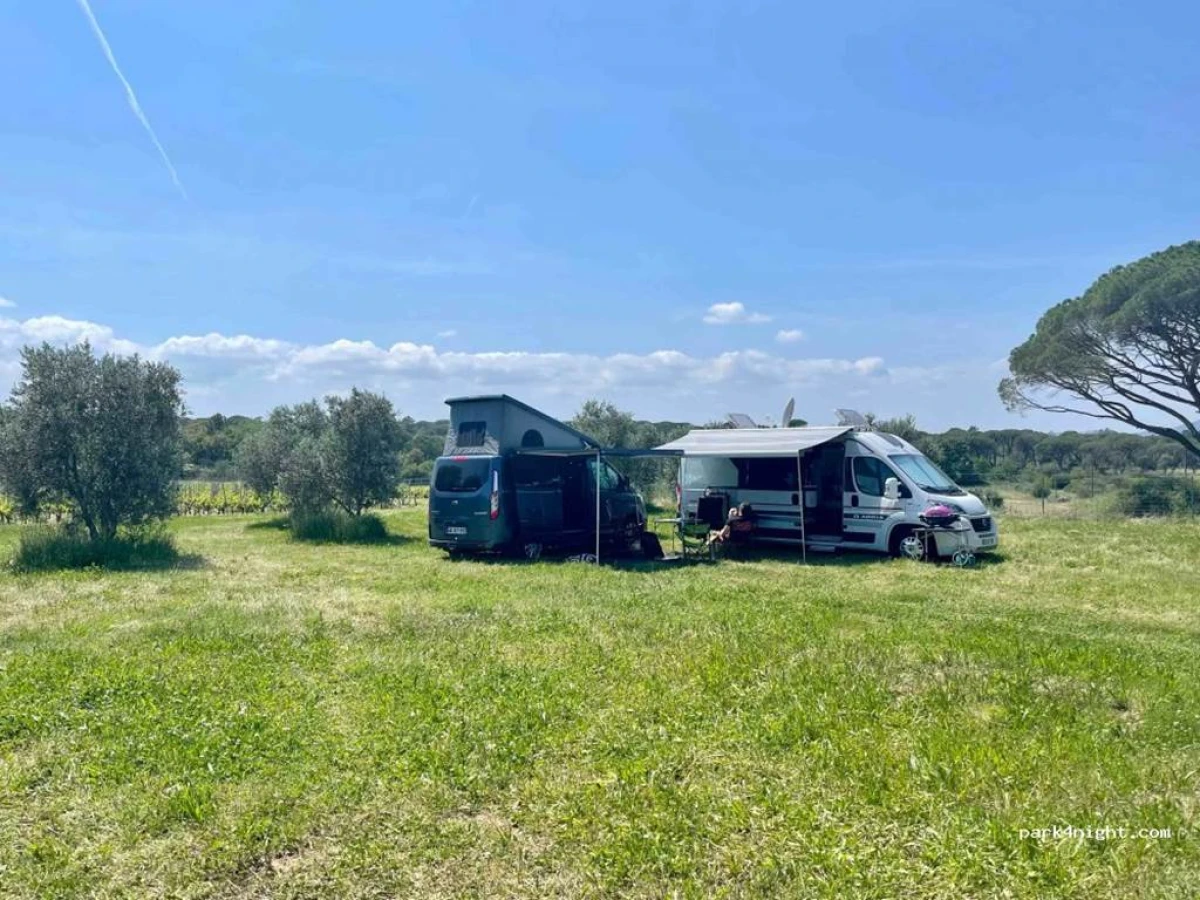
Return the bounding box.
[1000,241,1200,456]
[236,390,404,515]
[325,389,404,515]
[0,343,184,540]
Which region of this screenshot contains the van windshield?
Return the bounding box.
[434,458,492,493]
[888,454,963,494]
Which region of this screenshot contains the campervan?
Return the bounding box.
[428,395,647,558]
[658,426,998,559]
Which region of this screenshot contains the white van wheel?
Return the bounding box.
[897,532,926,561]
[523,542,543,561]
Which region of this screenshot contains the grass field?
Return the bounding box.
[1,511,1197,898]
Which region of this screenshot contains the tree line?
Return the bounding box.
[3,239,1199,563]
[181,404,1200,495]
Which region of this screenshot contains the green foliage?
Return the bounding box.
[325,389,405,515]
[0,342,183,540]
[1113,475,1200,517]
[176,483,281,515]
[181,414,263,477]
[236,392,404,516]
[980,489,1005,509]
[1001,241,1200,455]
[288,510,389,543]
[569,399,690,495]
[872,414,921,444]
[10,526,179,571]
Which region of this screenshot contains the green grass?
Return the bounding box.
[0,511,1197,898]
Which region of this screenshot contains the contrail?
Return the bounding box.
[74,0,188,199]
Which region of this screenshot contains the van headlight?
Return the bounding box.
[944,502,966,514]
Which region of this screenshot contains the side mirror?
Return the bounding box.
[884,477,901,501]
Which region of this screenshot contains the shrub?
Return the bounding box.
[11,527,180,572]
[288,511,389,543]
[1114,476,1200,517]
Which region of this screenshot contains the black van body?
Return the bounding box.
[429,453,646,556]
[427,394,646,557]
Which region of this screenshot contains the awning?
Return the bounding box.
[654,426,852,457]
[512,448,684,458]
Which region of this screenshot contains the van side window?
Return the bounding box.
[456,421,487,447]
[734,457,798,491]
[587,459,621,491]
[512,455,561,488]
[853,457,899,497]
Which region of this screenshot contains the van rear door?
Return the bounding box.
[430,456,504,547]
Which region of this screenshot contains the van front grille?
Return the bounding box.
[971,516,993,533]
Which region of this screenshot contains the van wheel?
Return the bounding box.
[623,518,641,554]
[523,542,543,561]
[891,527,926,561]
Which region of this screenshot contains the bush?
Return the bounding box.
[288,511,389,543]
[11,527,180,572]
[1114,476,1200,517]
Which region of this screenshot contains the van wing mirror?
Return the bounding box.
[884,477,901,501]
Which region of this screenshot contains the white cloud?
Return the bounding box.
[0,314,893,418]
[0,315,139,356]
[776,328,805,343]
[703,302,772,325]
[152,333,293,359]
[0,297,15,309]
[437,329,457,338]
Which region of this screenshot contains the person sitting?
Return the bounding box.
[707,503,755,546]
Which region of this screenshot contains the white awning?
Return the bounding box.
[655,426,852,457]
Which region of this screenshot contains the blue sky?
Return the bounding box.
[1,0,1197,428]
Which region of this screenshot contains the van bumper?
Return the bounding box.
[969,517,999,552]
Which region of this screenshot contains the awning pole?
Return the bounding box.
[595,449,602,563]
[797,451,807,565]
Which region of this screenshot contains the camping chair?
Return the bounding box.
[677,493,728,560]
[677,517,715,560]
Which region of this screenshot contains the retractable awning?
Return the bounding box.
[509,446,683,564]
[512,448,683,458]
[654,426,852,457]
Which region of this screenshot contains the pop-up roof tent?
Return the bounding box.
[444,394,680,562]
[444,394,599,456]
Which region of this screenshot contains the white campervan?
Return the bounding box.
[657,425,998,559]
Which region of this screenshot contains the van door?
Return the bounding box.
[844,454,905,550]
[429,456,509,549]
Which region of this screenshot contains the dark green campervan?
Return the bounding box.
[428,395,647,557]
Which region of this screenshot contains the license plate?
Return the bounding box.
[981,536,996,547]
[445,526,467,536]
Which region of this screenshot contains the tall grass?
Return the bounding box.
[288,510,389,543]
[10,526,180,572]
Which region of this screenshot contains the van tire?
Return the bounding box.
[622,517,642,555]
[889,526,925,561]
